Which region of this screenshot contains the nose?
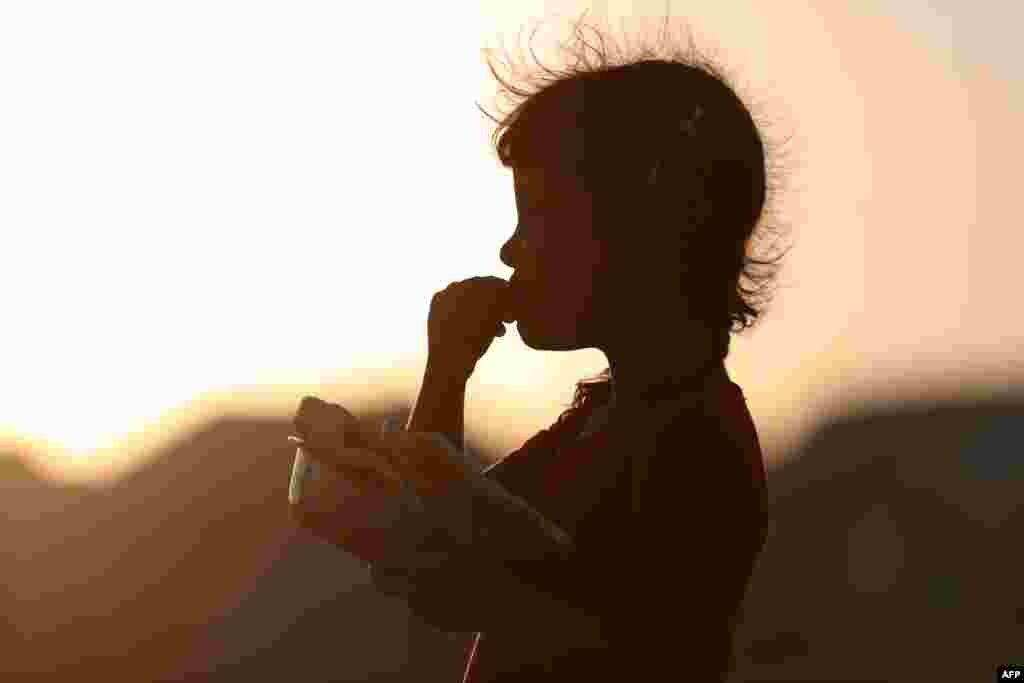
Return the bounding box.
[500,232,518,270]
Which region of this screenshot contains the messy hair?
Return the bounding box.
[475,9,798,425]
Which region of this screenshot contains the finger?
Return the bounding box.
[294,397,382,452]
[304,443,404,486]
[293,395,330,434]
[388,431,470,496]
[314,448,401,485]
[294,397,358,438]
[290,493,363,546]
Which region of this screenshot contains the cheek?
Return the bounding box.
[530,259,591,321]
[561,249,603,318]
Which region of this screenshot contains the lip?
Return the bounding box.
[504,288,521,320]
[506,281,526,320]
[509,275,531,295]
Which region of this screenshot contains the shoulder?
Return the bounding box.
[481,420,563,488]
[627,394,767,533]
[632,393,719,450]
[633,393,756,484]
[491,394,606,466]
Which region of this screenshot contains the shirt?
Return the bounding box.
[371,360,768,682]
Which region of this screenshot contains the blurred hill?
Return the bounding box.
[1,388,1021,681]
[726,389,1023,682]
[1,404,477,682]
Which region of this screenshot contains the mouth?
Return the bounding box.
[506,280,526,322]
[503,289,520,323]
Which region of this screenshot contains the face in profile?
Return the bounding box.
[501,165,609,352]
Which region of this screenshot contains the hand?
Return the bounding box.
[427,276,516,380]
[288,398,473,564]
[290,396,469,497]
[288,396,411,559]
[377,430,476,498]
[290,396,403,489]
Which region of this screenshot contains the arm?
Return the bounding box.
[374,540,604,647]
[371,435,600,639]
[371,358,602,637]
[392,356,571,561]
[405,358,468,452]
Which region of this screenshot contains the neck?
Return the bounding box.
[603,322,723,410]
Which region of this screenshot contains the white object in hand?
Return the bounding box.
[288,435,321,505]
[287,417,427,510]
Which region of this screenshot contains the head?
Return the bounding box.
[500,163,605,351]
[485,12,795,414]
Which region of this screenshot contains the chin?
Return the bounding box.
[518,318,584,352]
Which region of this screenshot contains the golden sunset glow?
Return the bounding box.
[1,1,1020,486]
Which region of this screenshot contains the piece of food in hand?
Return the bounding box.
[287,437,316,505]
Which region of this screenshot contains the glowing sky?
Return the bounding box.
[1,1,1019,484]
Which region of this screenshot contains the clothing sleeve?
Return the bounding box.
[368,424,603,640]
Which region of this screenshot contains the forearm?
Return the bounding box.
[373,469,599,638]
[385,367,599,637]
[405,359,468,452]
